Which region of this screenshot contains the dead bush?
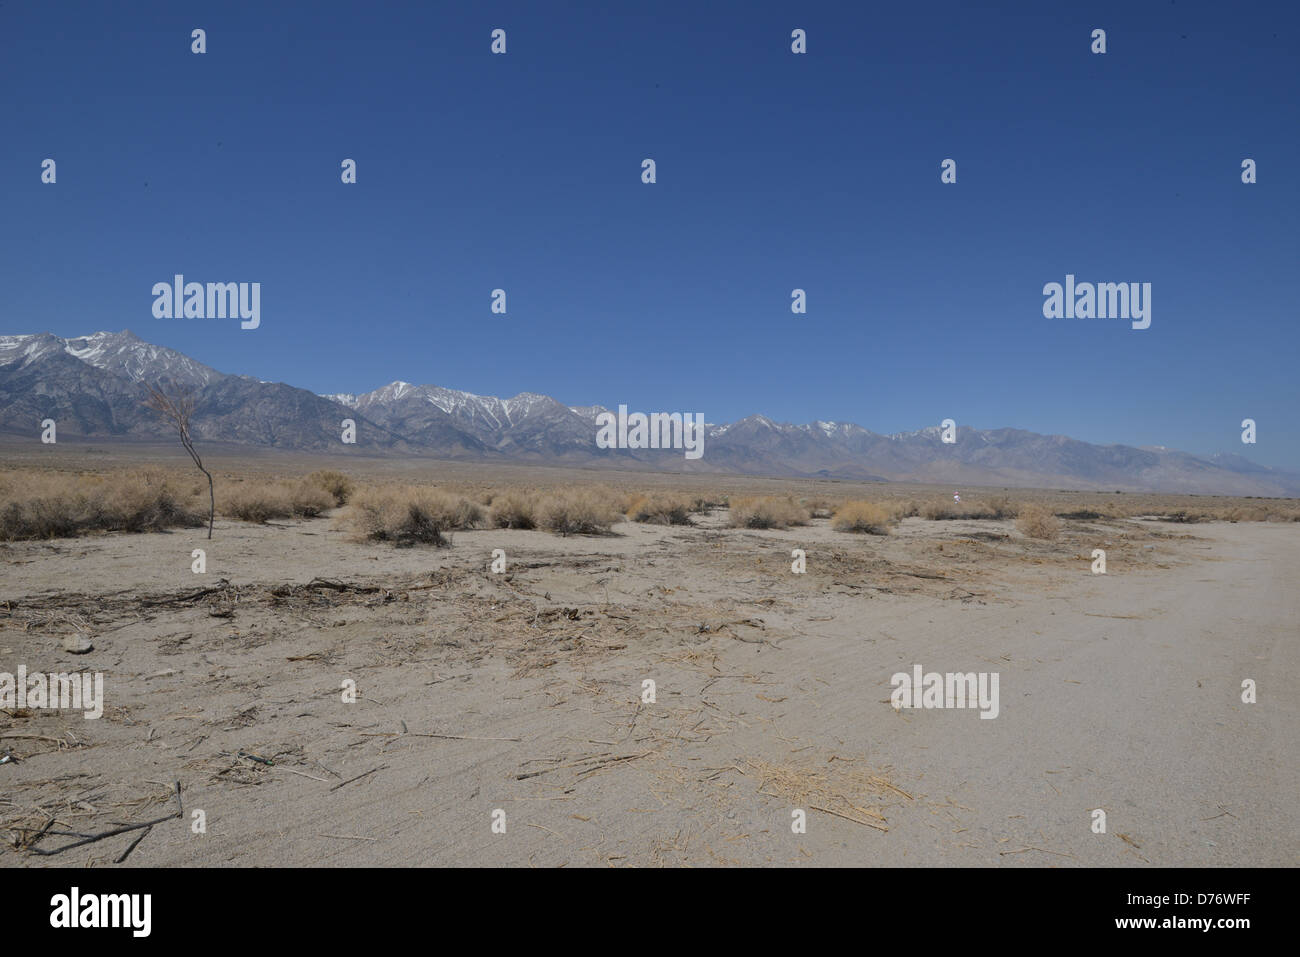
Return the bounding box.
[289,481,335,517]
[984,496,1019,519]
[728,496,810,529]
[489,493,538,529]
[831,501,894,534]
[627,494,694,525]
[220,483,294,523]
[921,500,994,520]
[305,469,355,507]
[537,489,622,535]
[689,495,726,512]
[1016,504,1061,539]
[0,471,205,540]
[344,487,472,546]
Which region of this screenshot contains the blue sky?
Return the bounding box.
[2,1,1297,467]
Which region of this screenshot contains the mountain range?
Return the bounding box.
[2,330,1296,497]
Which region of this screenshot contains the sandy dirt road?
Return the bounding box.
[1,515,1295,866]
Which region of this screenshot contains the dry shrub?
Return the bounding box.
[728,496,810,529]
[344,487,481,546]
[921,499,994,520]
[626,494,694,525]
[289,481,335,517]
[104,477,205,531]
[1016,504,1060,539]
[984,496,1019,519]
[305,469,355,507]
[831,501,894,534]
[220,480,337,523]
[536,489,622,536]
[220,482,294,523]
[800,497,837,519]
[431,493,486,529]
[689,495,726,512]
[489,492,538,529]
[0,471,205,540]
[920,500,952,520]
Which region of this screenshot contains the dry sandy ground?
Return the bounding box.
[1,511,1296,867]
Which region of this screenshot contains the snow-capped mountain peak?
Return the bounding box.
[0,330,224,389]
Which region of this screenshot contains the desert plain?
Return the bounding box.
[1,444,1296,867]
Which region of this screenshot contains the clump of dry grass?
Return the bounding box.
[343,486,484,546]
[626,494,694,525]
[221,480,334,522]
[537,489,623,536]
[745,757,908,831]
[800,497,838,519]
[920,499,1016,520]
[288,482,335,517]
[0,471,205,540]
[984,496,1019,519]
[689,495,727,512]
[1016,503,1061,539]
[1152,509,1207,523]
[831,501,894,534]
[305,469,355,507]
[728,496,811,529]
[488,492,538,529]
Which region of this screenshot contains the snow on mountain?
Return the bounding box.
[0,330,224,389]
[5,330,1298,495]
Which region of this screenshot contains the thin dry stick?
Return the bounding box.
[114,825,153,864]
[329,765,387,792]
[999,845,1076,859]
[28,810,180,857]
[805,802,888,831]
[274,766,329,783]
